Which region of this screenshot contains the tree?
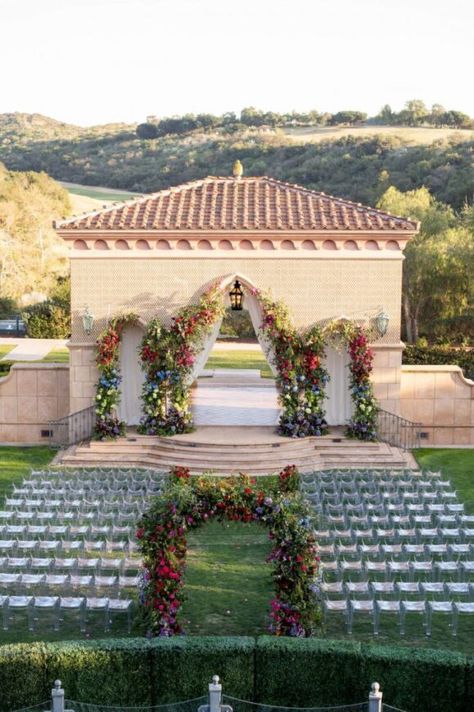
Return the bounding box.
[404,99,428,126]
[376,104,394,124]
[377,186,473,342]
[136,123,159,139]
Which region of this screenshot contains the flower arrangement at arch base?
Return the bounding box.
[138,285,225,436]
[93,313,139,440]
[136,464,321,637]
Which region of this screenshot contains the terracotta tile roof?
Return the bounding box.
[55,177,419,232]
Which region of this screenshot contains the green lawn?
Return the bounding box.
[0,345,13,358]
[205,349,273,378]
[42,347,70,363]
[0,446,53,502]
[414,448,474,514]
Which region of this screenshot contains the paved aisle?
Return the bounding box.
[192,369,280,426]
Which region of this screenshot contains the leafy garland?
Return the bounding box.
[138,285,225,436]
[136,465,320,637]
[324,320,378,440]
[94,313,139,440]
[258,292,329,437]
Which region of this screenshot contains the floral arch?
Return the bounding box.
[136,466,320,637]
[93,277,378,441]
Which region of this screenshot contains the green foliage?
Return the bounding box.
[0,112,472,209]
[136,122,159,139]
[149,637,255,702]
[22,300,70,338]
[0,642,48,711]
[0,296,18,318]
[0,163,71,299]
[255,637,364,705]
[404,344,474,380]
[1,636,473,712]
[44,639,152,706]
[377,186,474,342]
[220,307,255,339]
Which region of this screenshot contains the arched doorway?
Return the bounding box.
[323,346,353,426]
[117,323,145,426]
[191,274,280,427]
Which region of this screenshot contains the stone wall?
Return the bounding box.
[400,365,474,445]
[0,363,69,444]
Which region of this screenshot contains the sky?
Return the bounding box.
[1,0,473,126]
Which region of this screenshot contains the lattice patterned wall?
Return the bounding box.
[71,257,402,341]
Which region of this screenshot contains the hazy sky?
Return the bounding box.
[1,0,472,126]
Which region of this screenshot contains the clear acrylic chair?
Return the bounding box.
[347,599,376,635]
[4,595,34,631]
[107,598,133,633]
[374,600,401,635]
[400,600,427,635]
[85,597,109,630]
[32,596,60,631]
[426,600,454,636]
[452,601,474,636]
[59,596,86,632]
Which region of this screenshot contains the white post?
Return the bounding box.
[209,675,222,712]
[51,680,65,712]
[368,682,382,712]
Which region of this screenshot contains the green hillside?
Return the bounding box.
[0,112,472,210]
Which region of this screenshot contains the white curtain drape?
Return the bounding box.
[185,317,223,385]
[323,346,353,425]
[245,292,278,377]
[117,325,145,426]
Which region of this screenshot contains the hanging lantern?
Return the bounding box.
[82,306,94,335]
[375,309,389,337]
[229,280,244,311]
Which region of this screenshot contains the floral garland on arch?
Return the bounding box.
[324,319,378,441]
[94,313,139,440]
[258,292,329,438]
[136,465,321,637]
[138,285,226,436]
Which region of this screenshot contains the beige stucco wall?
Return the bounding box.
[70,256,403,340]
[0,363,70,444]
[400,365,474,445]
[69,254,404,413]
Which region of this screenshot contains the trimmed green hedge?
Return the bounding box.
[0,637,473,712]
[403,345,474,380]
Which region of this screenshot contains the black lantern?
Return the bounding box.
[229,280,244,311]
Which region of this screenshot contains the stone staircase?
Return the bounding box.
[55,428,416,474]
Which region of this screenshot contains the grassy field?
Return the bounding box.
[205,349,273,378]
[61,181,139,202]
[0,345,13,359]
[0,448,473,650]
[42,347,70,363]
[283,125,474,145]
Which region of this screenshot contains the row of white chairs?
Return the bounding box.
[0,556,141,572]
[0,572,138,591]
[319,558,474,582]
[322,596,474,637]
[0,539,138,553]
[0,595,133,632]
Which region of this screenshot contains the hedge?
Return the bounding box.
[403,345,474,380]
[0,637,473,712]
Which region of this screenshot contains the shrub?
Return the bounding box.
[360,644,467,712]
[255,637,364,706]
[150,637,255,703]
[403,344,474,380]
[22,301,70,338]
[0,643,48,711]
[0,297,18,319]
[0,360,14,377]
[44,639,153,706]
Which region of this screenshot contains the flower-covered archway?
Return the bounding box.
[93,278,379,441]
[137,466,320,637]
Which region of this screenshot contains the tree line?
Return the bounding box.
[136,100,473,138]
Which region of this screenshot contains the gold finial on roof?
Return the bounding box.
[233,160,243,179]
